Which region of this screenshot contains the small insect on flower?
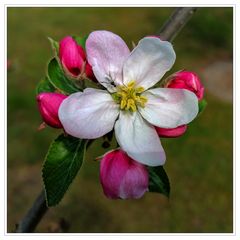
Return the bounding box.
[59,31,199,167]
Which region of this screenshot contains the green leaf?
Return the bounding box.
[48,58,80,94]
[48,37,59,55]
[42,134,87,207]
[148,166,170,198]
[73,35,88,49]
[36,77,55,95]
[198,99,207,115]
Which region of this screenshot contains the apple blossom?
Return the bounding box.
[100,149,148,199]
[166,70,204,100]
[155,71,203,137]
[59,30,199,167]
[37,92,67,128]
[59,36,93,79]
[155,125,187,138]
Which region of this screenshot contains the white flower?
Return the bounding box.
[59,30,198,166]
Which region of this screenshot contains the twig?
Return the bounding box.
[157,7,198,42]
[15,7,198,233]
[15,190,47,233]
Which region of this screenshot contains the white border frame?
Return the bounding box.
[1,1,238,239]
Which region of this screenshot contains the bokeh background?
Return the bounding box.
[7,7,233,233]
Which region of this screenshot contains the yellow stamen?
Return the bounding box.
[127,80,135,88]
[120,99,127,109]
[113,81,148,112]
[135,86,145,93]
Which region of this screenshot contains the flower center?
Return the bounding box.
[112,81,148,112]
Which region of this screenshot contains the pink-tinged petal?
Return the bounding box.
[86,30,130,92]
[146,35,161,39]
[166,70,204,100]
[155,125,187,138]
[37,93,67,128]
[115,111,166,167]
[58,88,119,139]
[100,149,149,199]
[59,36,86,77]
[139,88,198,129]
[123,37,176,90]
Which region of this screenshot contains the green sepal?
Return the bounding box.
[73,35,88,49]
[48,37,59,56]
[36,76,56,95]
[148,166,170,198]
[83,77,100,89]
[47,58,81,94]
[198,99,207,115]
[42,134,87,207]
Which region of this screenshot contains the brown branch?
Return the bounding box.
[15,190,47,233]
[14,7,198,233]
[157,7,198,42]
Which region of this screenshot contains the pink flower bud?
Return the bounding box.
[59,36,94,79]
[100,149,149,199]
[155,125,187,138]
[166,70,204,100]
[37,93,67,128]
[155,71,203,138]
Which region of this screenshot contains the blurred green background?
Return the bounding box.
[7,7,233,233]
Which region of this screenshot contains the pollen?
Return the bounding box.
[113,81,148,112]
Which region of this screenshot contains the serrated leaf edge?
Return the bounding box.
[42,134,87,207]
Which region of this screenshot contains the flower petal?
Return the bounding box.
[114,111,166,166]
[100,149,149,199]
[139,88,198,128]
[86,30,130,92]
[123,37,176,90]
[59,88,119,139]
